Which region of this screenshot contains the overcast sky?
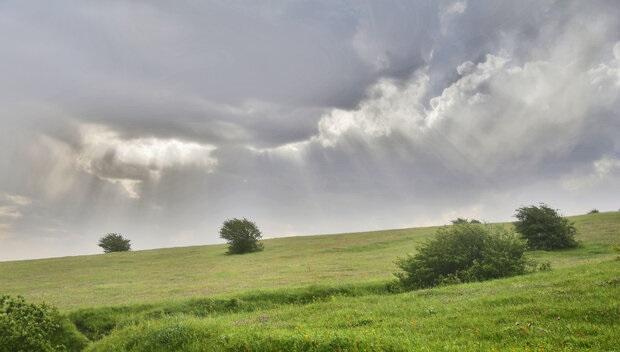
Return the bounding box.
[1,0,619,261]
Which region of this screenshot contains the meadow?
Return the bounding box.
[1,212,618,351]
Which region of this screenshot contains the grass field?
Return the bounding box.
[0,225,439,309]
[1,211,619,351]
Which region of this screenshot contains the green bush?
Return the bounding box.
[514,204,577,250]
[395,223,529,290]
[0,295,88,352]
[98,233,131,253]
[451,218,481,224]
[219,218,264,254]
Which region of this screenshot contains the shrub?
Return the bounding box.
[0,295,88,352]
[588,209,600,214]
[395,223,529,290]
[219,218,264,254]
[514,204,577,250]
[98,233,131,253]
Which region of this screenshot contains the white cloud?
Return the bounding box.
[316,72,429,147]
[77,124,218,198]
[0,193,32,207]
[290,37,619,182]
[588,44,620,97]
[0,206,21,219]
[439,1,467,35]
[0,193,32,241]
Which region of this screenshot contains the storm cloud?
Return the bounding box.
[1,0,619,260]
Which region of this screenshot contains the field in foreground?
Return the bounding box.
[85,260,620,351]
[1,211,619,351]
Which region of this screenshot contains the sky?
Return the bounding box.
[1,0,619,261]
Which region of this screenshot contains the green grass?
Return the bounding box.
[83,260,620,351]
[0,211,619,351]
[0,226,438,309]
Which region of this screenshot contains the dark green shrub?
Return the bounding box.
[588,209,600,214]
[0,295,87,352]
[219,218,264,254]
[514,204,577,250]
[395,223,529,290]
[98,233,131,253]
[451,218,481,224]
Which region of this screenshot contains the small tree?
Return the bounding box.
[98,233,131,253]
[451,218,481,224]
[514,204,577,250]
[395,223,529,290]
[219,218,264,254]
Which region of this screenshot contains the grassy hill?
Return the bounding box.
[1,211,619,351]
[0,225,439,309]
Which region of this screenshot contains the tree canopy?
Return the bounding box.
[514,204,577,250]
[98,233,132,253]
[219,218,264,254]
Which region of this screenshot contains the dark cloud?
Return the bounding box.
[1,0,619,260]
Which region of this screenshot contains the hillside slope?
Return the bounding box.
[0,212,618,310]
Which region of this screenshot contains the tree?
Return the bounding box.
[395,223,529,290]
[514,204,577,250]
[219,218,264,254]
[98,233,131,253]
[451,218,481,225]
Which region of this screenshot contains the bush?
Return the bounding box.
[98,233,131,253]
[0,295,88,352]
[219,218,264,254]
[394,223,529,290]
[588,209,600,214]
[514,204,577,250]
